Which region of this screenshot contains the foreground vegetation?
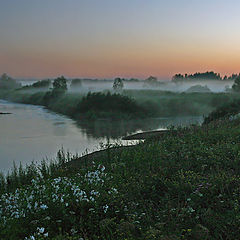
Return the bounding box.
[1,116,240,239]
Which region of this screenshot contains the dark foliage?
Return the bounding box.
[204,99,240,124]
[52,76,67,92]
[32,79,51,88]
[113,78,124,92]
[232,76,240,92]
[172,71,240,82]
[77,92,148,119]
[19,79,51,91]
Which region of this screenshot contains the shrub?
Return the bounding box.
[204,99,240,124]
[77,92,148,119]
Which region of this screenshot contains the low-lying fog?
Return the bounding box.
[19,79,234,93]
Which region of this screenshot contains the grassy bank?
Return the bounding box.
[1,117,240,239]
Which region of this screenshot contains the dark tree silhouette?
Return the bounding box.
[145,76,157,83]
[53,76,67,92]
[232,76,240,92]
[171,71,239,82]
[113,78,124,92]
[32,79,51,88]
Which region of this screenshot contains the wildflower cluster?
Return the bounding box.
[0,164,119,238]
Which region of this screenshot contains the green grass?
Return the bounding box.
[1,118,240,239]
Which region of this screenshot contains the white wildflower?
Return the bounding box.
[40,204,48,210]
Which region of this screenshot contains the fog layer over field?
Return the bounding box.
[18,78,234,93]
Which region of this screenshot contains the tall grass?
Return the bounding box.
[0,149,77,194]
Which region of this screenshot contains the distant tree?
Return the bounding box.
[172,71,224,82]
[53,76,67,92]
[172,74,184,82]
[0,73,21,89]
[185,85,211,93]
[145,76,157,83]
[113,78,124,92]
[51,76,67,97]
[228,73,240,81]
[232,76,240,92]
[143,76,163,88]
[32,79,51,88]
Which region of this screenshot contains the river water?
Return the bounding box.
[0,100,203,173]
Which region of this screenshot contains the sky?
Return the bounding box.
[1,0,240,79]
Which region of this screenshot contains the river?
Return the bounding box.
[0,100,203,173]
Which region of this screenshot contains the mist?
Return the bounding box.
[17,78,234,94]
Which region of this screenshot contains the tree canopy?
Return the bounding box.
[232,76,240,92]
[172,71,240,82]
[52,76,67,92]
[113,78,124,92]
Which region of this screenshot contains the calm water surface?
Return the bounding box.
[0,100,203,172]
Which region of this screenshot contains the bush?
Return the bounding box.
[52,76,67,93]
[77,92,148,119]
[204,99,240,124]
[32,79,51,88]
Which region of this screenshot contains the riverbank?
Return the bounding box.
[1,89,240,123]
[1,116,240,239]
[0,90,151,121]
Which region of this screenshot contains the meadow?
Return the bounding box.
[1,115,240,239]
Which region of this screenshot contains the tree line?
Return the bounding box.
[172,71,240,82]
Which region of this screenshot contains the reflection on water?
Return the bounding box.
[0,99,203,172]
[76,116,203,139]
